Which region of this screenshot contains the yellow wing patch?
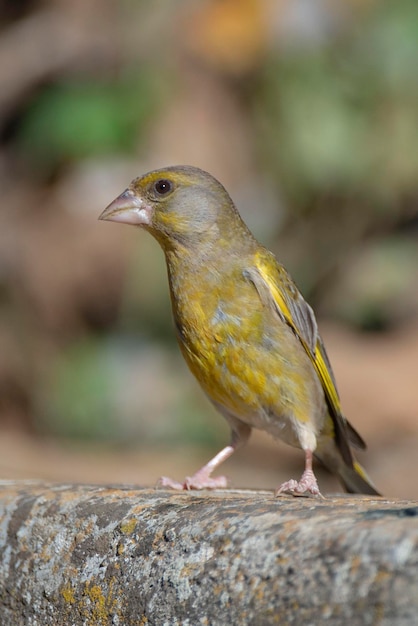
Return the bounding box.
[251,251,353,465]
[253,252,340,409]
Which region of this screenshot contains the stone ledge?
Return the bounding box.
[0,481,417,625]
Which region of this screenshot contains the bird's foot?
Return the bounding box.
[275,469,323,498]
[184,473,228,490]
[157,444,236,491]
[157,476,185,490]
[158,473,228,491]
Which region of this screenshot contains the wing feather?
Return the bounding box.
[246,251,365,464]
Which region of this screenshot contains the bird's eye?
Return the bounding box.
[154,179,173,195]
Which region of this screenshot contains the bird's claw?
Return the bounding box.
[275,471,323,498]
[157,476,185,490]
[157,474,228,491]
[184,474,228,490]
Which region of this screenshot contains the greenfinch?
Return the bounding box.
[99,165,380,496]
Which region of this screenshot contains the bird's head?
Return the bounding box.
[99,165,248,252]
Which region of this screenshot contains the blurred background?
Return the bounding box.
[0,0,417,498]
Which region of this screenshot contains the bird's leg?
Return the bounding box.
[158,423,251,491]
[159,446,234,490]
[276,449,322,497]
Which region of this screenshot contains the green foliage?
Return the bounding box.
[17,73,158,171]
[332,236,418,331]
[256,0,418,207]
[36,335,223,445]
[38,338,115,440]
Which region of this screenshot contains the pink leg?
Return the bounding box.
[276,449,322,497]
[158,423,251,491]
[159,445,235,490]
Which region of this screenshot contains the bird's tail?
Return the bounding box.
[337,459,381,496]
[316,437,381,496]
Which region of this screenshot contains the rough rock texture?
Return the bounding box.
[0,482,417,625]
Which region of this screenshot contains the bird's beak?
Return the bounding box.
[99,189,152,226]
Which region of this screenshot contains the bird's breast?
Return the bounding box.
[171,280,277,412]
[167,263,325,429]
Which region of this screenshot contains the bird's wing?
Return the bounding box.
[245,250,365,463]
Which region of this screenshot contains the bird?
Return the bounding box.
[99,165,380,496]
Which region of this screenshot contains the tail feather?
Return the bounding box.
[316,437,381,496]
[338,460,381,496]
